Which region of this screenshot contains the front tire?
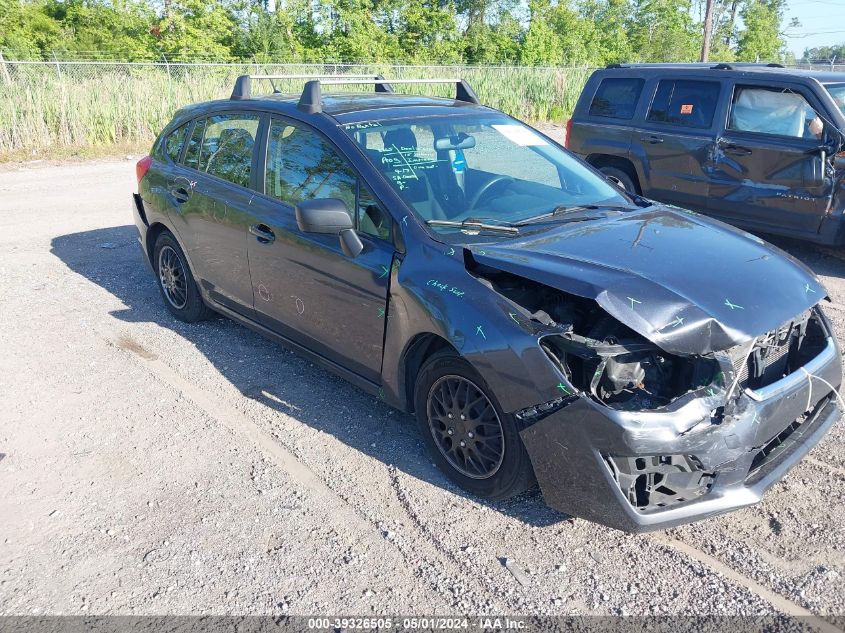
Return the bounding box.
[153,232,212,322]
[414,352,535,501]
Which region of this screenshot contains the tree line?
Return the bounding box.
[0,0,829,66]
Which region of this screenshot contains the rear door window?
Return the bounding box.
[196,114,261,187]
[184,119,206,170]
[647,80,721,129]
[589,78,644,120]
[265,117,357,214]
[729,86,822,139]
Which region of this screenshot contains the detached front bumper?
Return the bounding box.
[520,335,842,533]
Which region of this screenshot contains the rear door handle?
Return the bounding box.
[168,186,190,203]
[640,135,664,144]
[249,224,275,244]
[721,143,753,156]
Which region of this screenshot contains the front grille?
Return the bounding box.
[730,308,826,391]
[745,395,833,485]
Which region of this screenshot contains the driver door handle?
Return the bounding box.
[640,135,664,144]
[249,224,275,244]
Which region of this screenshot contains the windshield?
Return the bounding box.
[826,83,845,116]
[342,113,632,232]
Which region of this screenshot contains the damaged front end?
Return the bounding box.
[472,261,842,532]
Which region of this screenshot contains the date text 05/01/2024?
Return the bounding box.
[307,616,527,630]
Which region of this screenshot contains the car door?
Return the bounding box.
[569,76,643,160]
[706,82,833,235]
[169,112,264,317]
[632,78,721,211]
[245,116,396,383]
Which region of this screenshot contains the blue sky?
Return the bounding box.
[783,0,845,58]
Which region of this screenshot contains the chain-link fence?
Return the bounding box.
[0,60,595,157]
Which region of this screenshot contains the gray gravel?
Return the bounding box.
[0,145,844,620]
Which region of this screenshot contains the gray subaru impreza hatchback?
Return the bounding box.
[132,75,842,532]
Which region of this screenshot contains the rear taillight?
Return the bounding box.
[136,155,152,184]
[565,118,573,149]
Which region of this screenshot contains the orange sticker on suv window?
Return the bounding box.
[680,104,694,114]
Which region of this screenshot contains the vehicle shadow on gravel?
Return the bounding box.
[51,225,569,528]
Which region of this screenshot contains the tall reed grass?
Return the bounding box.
[0,62,593,159]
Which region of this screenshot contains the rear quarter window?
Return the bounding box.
[647,79,721,129]
[588,78,644,120]
[153,123,188,163]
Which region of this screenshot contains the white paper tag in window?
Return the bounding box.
[491,124,548,147]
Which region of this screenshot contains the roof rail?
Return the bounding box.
[711,62,786,70]
[230,74,390,100]
[604,62,787,71]
[296,78,480,114]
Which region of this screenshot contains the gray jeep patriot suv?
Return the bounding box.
[567,63,845,246]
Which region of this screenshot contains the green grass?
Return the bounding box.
[0,62,593,161]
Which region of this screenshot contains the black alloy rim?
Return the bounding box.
[158,245,188,310]
[426,375,505,479]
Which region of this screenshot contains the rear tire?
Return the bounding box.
[414,352,535,501]
[599,165,638,194]
[153,232,212,323]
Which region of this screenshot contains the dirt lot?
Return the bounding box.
[1,150,845,624]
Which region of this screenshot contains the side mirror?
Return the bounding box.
[295,198,354,234]
[295,198,363,258]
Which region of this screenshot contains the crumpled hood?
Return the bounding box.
[469,206,823,355]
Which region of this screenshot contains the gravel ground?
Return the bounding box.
[1,143,844,624]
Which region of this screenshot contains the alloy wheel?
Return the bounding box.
[426,375,505,479]
[158,245,188,310]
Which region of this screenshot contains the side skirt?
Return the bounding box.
[208,300,385,401]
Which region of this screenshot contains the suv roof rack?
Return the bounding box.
[711,62,785,70]
[230,74,390,100]
[296,78,481,114]
[604,62,786,70]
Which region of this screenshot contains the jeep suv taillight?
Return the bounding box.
[565,118,573,149]
[136,155,152,185]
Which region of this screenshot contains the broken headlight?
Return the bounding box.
[541,317,718,411]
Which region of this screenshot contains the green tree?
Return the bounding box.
[577,0,634,65]
[736,0,787,62]
[395,0,462,62]
[520,0,563,65]
[154,0,239,60]
[629,0,699,62]
[44,0,157,60]
[0,0,62,58]
[235,3,304,62]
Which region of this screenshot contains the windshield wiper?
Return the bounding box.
[514,203,635,226]
[426,219,520,234]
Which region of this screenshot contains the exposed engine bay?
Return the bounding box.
[471,260,829,413]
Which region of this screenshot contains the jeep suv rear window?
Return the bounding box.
[647,80,720,129]
[589,78,644,119]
